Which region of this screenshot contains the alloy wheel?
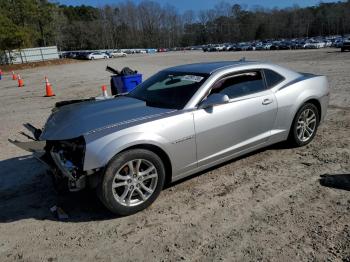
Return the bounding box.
[296,108,317,142]
[112,159,158,207]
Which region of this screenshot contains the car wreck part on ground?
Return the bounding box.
[50,205,69,220]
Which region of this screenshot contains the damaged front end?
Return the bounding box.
[47,136,87,191]
[9,123,94,192]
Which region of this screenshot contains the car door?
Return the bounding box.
[193,70,277,168]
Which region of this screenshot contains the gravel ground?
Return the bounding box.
[0,49,349,261]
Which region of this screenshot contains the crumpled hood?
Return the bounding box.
[40,96,174,140]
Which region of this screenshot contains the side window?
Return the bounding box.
[263,69,285,88]
[211,71,266,99]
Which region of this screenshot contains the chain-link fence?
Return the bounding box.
[0,46,60,64]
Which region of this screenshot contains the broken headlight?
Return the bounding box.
[47,136,86,180]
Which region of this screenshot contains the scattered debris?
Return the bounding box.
[50,205,69,220]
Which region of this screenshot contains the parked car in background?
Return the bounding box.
[263,43,273,50]
[236,43,251,51]
[215,45,226,51]
[202,45,209,52]
[276,41,292,50]
[255,42,264,50]
[86,52,109,60]
[203,45,217,52]
[11,61,330,216]
[303,40,326,49]
[333,39,343,48]
[110,50,127,57]
[341,37,350,52]
[66,52,77,58]
[104,52,113,58]
[226,44,237,51]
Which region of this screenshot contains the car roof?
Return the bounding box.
[165,61,262,74]
[165,61,302,80]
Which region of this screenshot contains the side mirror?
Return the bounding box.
[199,93,229,109]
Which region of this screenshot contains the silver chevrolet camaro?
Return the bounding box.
[10,61,330,215]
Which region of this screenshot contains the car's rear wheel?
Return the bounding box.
[289,103,319,147]
[98,149,165,216]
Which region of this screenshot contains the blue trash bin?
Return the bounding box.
[111,74,142,95]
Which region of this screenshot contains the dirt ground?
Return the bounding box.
[0,49,349,261]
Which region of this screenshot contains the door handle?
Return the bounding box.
[262,98,273,105]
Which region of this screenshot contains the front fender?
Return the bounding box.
[83,131,171,171]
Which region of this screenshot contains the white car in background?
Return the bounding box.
[263,43,273,50]
[86,52,109,60]
[303,41,326,49]
[111,50,127,58]
[215,45,226,51]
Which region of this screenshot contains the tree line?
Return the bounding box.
[0,0,349,52]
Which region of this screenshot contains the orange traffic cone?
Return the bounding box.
[44,76,55,97]
[17,74,24,87]
[12,71,17,80]
[101,85,108,97]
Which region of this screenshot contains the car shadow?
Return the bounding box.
[319,173,350,191]
[0,155,114,223]
[0,142,292,223]
[166,142,289,188]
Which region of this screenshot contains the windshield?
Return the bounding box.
[127,71,209,109]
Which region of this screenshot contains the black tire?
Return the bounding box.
[288,103,320,147]
[98,149,165,216]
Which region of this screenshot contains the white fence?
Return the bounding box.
[3,46,59,64]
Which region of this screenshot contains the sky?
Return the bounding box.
[54,0,339,12]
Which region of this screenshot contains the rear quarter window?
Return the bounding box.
[264,69,285,88]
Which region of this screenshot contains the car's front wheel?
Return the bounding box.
[98,149,165,216]
[289,103,319,147]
